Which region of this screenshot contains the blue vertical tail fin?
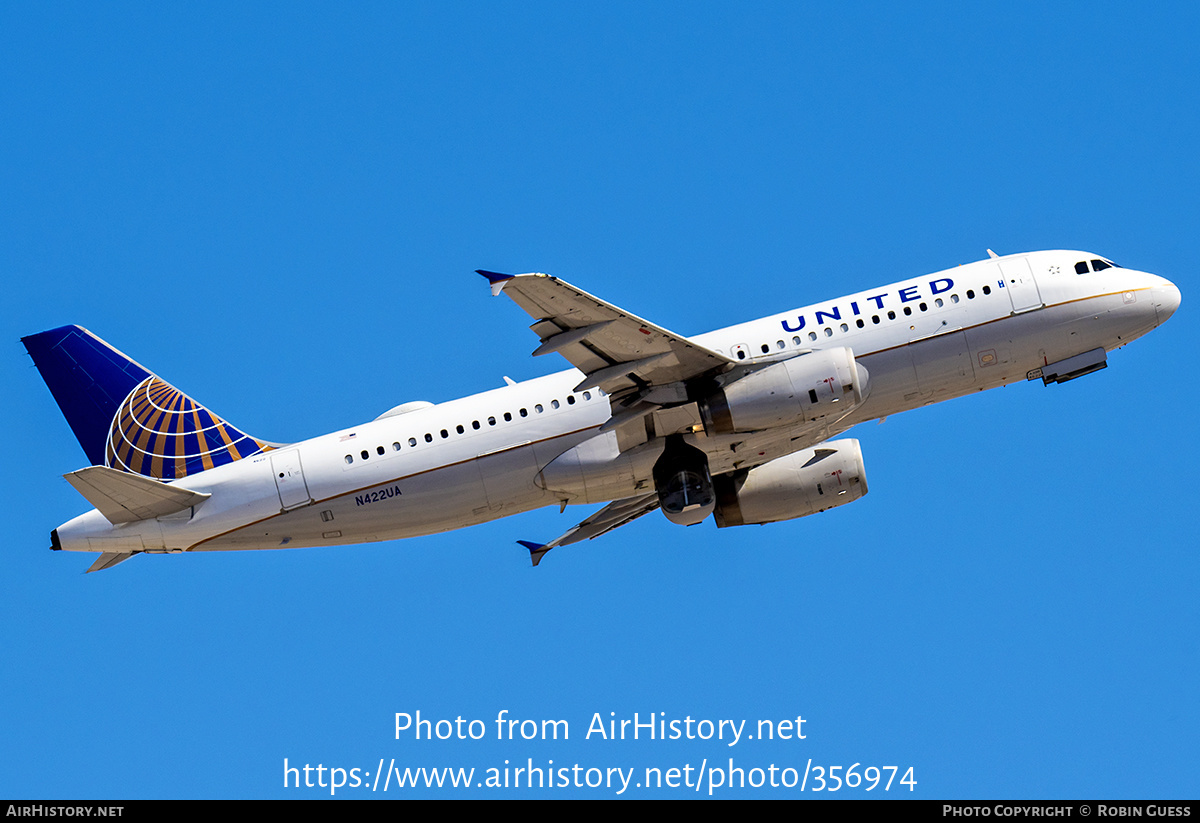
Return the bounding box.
[22,325,273,480]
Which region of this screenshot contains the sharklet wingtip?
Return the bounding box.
[516,540,550,567]
[476,269,515,283]
[477,270,516,297]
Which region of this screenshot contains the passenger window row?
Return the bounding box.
[735,285,994,360]
[344,390,601,464]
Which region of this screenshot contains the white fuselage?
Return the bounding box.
[53,250,1180,557]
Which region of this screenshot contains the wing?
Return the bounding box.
[517,493,660,566]
[86,552,137,573]
[479,271,735,402]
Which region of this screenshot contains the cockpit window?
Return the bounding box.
[1075,259,1120,275]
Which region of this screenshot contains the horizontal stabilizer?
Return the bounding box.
[64,466,210,525]
[86,552,136,573]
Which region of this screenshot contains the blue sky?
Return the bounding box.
[2,2,1196,798]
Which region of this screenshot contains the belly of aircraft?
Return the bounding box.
[191,449,559,552]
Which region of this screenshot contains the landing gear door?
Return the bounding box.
[271,450,312,511]
[998,257,1043,313]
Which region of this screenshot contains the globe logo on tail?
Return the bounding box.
[105,377,271,480]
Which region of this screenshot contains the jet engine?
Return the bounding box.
[652,436,716,526]
[712,439,867,527]
[701,347,869,434]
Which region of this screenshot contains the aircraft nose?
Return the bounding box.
[1154,279,1182,325]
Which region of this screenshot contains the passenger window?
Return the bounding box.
[872,316,880,324]
[935,298,943,308]
[736,350,746,360]
[567,396,575,405]
[535,404,543,413]
[855,319,864,328]
[424,433,433,442]
[808,331,817,341]
[488,417,496,426]
[967,290,975,299]
[504,412,512,421]
[344,455,353,464]
[887,310,896,320]
[519,408,528,417]
[392,442,401,451]
[792,336,801,345]
[440,429,449,439]
[776,340,785,350]
[840,323,848,332]
[951,294,959,303]
[903,306,912,316]
[376,445,385,455]
[823,327,833,337]
[361,450,369,460]
[472,420,480,430]
[760,343,769,354]
[409,437,417,447]
[919,302,927,311]
[583,391,592,400]
[982,285,991,295]
[455,424,464,434]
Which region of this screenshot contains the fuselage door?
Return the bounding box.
[271,450,312,511]
[997,257,1043,313]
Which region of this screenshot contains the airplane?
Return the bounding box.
[23,249,1181,573]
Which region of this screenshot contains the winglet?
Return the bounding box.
[476,270,515,297]
[517,540,551,567]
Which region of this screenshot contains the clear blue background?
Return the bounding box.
[2,2,1195,798]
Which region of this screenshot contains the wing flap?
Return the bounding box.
[64,466,211,525]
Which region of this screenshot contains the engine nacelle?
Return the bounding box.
[702,347,869,434]
[713,439,868,528]
[653,436,715,526]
